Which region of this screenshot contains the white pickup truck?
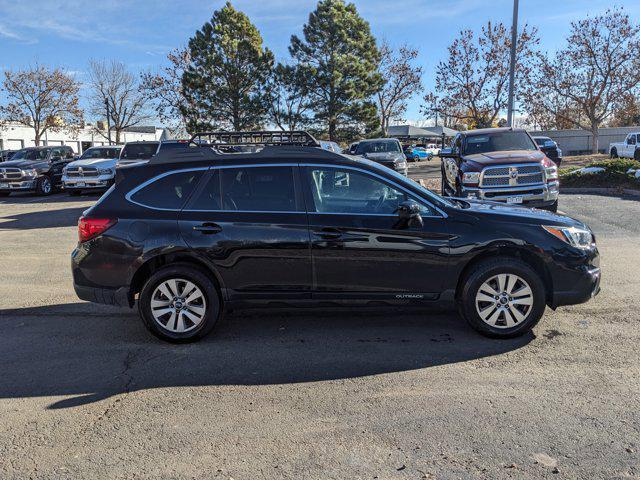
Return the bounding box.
[610,132,640,160]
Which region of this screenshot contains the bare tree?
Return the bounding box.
[140,48,192,136]
[376,41,423,135]
[265,64,311,132]
[609,92,640,127]
[0,65,83,145]
[89,60,150,143]
[424,22,538,129]
[522,8,640,153]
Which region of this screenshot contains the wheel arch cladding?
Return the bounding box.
[455,245,553,304]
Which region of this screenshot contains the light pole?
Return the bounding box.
[104,98,112,146]
[506,0,519,127]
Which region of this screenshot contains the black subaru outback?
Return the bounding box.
[71,131,600,342]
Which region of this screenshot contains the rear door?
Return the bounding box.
[179,164,312,301]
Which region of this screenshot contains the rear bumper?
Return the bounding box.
[551,266,601,308]
[462,181,559,207]
[74,282,130,307]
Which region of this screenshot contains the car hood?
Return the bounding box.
[457,198,587,229]
[463,150,545,166]
[66,158,117,169]
[0,159,47,169]
[363,152,404,163]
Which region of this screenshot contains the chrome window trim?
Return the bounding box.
[125,162,448,218]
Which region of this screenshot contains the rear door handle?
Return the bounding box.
[193,222,222,234]
[313,228,342,239]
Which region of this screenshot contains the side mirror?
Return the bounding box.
[439,147,459,159]
[396,201,423,228]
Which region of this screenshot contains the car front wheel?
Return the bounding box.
[35,176,52,196]
[459,258,546,338]
[138,264,221,342]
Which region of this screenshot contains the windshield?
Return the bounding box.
[80,147,121,160]
[10,149,49,161]
[120,143,158,160]
[356,141,401,155]
[464,131,537,155]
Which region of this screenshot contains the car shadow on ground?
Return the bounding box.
[0,206,88,229]
[0,302,534,409]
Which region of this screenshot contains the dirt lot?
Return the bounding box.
[0,191,639,479]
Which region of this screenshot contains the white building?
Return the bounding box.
[0,122,167,154]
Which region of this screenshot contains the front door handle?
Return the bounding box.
[313,228,342,240]
[193,222,222,234]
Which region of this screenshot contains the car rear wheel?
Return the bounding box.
[138,264,220,342]
[611,148,618,159]
[459,258,546,338]
[413,155,420,162]
[35,176,52,196]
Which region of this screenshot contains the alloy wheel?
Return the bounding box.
[150,278,207,333]
[475,273,534,329]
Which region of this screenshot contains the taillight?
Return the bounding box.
[78,217,117,243]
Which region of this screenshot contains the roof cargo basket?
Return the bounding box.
[190,130,320,148]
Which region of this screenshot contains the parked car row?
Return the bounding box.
[0,140,193,197]
[71,129,600,343]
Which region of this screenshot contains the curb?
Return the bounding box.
[561,187,640,197]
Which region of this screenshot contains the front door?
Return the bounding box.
[179,164,312,301]
[302,165,451,301]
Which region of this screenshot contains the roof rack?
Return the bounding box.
[189,130,320,148]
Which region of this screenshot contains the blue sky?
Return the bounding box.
[0,0,636,124]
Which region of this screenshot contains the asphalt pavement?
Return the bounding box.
[0,190,638,479]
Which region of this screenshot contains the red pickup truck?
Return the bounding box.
[440,128,560,212]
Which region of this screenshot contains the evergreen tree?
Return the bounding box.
[182,2,274,132]
[289,0,381,142]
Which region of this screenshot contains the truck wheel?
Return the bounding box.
[634,150,640,161]
[610,148,618,159]
[138,264,221,343]
[440,167,449,196]
[543,200,558,213]
[35,176,52,196]
[459,258,546,338]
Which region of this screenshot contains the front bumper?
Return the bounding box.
[0,179,37,191]
[62,174,114,190]
[462,181,559,207]
[551,265,601,308]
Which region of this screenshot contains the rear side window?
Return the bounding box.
[188,166,296,212]
[130,170,202,210]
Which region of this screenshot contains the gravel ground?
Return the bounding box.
[0,190,638,479]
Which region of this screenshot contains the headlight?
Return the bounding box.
[22,168,37,177]
[462,172,480,185]
[557,148,562,157]
[98,168,114,176]
[543,225,594,249]
[545,165,558,180]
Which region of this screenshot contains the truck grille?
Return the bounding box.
[0,168,23,180]
[480,165,544,187]
[66,167,99,177]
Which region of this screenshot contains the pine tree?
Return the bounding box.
[289,0,382,142]
[182,2,274,132]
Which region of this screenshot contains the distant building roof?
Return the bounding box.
[123,126,158,134]
[388,124,458,138]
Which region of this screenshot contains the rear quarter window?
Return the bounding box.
[129,170,203,210]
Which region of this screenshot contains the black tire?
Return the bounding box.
[634,149,640,161]
[440,166,448,196]
[138,264,221,343]
[413,155,420,163]
[459,258,546,338]
[35,176,52,196]
[610,148,618,159]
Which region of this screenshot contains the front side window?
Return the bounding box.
[188,166,297,212]
[130,170,202,210]
[81,147,121,159]
[306,167,434,216]
[629,135,637,145]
